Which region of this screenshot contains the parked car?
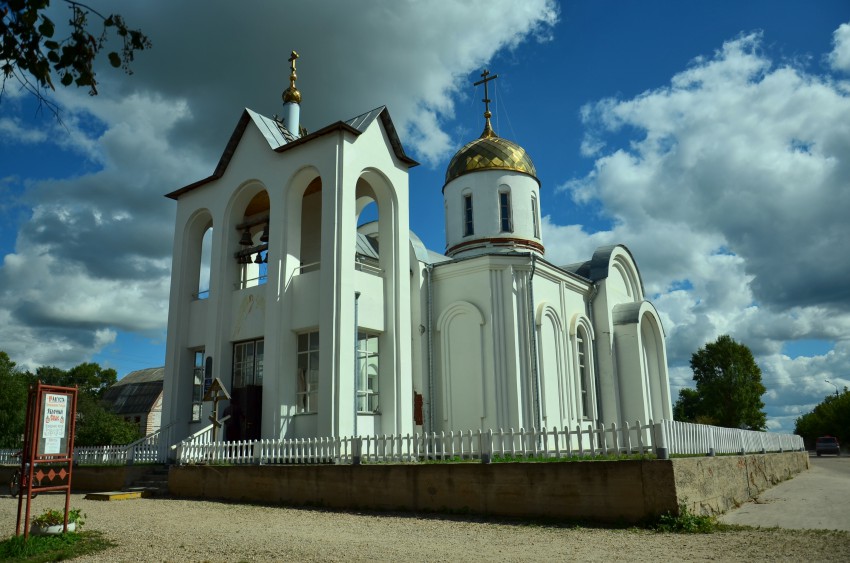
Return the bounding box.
[815,436,840,456]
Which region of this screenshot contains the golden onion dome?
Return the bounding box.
[445,125,537,184]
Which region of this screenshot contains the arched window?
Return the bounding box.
[197,227,213,299]
[299,178,322,273]
[463,192,474,236]
[577,327,590,418]
[499,189,513,232]
[355,181,381,276]
[531,194,540,238]
[234,190,270,289]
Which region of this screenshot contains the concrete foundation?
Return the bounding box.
[168,452,808,523]
[672,452,810,515]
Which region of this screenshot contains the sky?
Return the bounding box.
[1,0,849,433]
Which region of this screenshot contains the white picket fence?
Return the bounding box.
[0,423,176,466]
[1,419,805,467]
[173,419,803,465]
[73,423,176,465]
[660,419,804,455]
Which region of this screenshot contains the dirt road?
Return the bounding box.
[3,492,849,562]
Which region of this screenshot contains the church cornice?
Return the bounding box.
[431,251,592,293]
[446,236,544,257]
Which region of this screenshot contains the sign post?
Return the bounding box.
[15,382,78,539]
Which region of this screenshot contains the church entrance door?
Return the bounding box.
[229,339,264,441]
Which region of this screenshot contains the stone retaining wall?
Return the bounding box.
[0,465,154,492]
[672,451,809,515]
[169,452,808,523]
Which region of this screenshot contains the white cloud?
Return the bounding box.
[0,90,205,371]
[0,0,559,370]
[829,22,850,72]
[544,29,850,432]
[97,0,558,166]
[0,118,48,144]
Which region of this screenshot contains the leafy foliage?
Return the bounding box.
[0,351,29,447]
[31,507,85,528]
[674,335,767,430]
[73,393,139,446]
[0,350,139,447]
[37,361,117,397]
[0,0,151,110]
[794,388,849,448]
[654,502,720,534]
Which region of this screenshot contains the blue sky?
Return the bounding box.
[2,0,849,433]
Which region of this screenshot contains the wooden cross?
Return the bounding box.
[203,378,231,442]
[473,69,498,116]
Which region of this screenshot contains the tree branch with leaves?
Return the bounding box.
[0,0,151,114]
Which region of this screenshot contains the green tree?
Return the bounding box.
[1,0,151,110]
[73,393,138,446]
[673,387,701,423]
[2,355,138,447]
[684,335,767,430]
[35,362,116,396]
[795,388,850,448]
[0,351,29,447]
[66,362,117,397]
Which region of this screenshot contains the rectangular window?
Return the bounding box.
[191,350,204,422]
[296,332,320,413]
[356,332,379,413]
[499,191,512,232]
[463,194,474,236]
[232,339,264,388]
[532,196,540,238]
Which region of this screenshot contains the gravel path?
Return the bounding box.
[4,494,850,562]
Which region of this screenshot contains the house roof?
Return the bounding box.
[165,106,418,200]
[102,367,164,416]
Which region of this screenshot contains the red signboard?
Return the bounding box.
[15,382,78,539]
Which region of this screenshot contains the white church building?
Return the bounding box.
[161,56,673,444]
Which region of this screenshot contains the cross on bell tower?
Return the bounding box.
[473,69,498,138]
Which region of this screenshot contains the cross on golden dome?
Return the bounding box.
[473,69,498,138]
[283,50,301,104]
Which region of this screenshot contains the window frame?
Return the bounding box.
[296,331,320,414]
[577,328,591,419]
[191,349,205,422]
[531,194,540,238]
[356,332,380,413]
[232,339,264,389]
[462,193,474,237]
[499,190,513,233]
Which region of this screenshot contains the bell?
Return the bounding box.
[254,252,264,264]
[239,229,253,246]
[260,223,269,243]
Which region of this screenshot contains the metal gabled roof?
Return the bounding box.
[166,106,417,200]
[355,232,380,260]
[102,367,164,416]
[247,108,298,149]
